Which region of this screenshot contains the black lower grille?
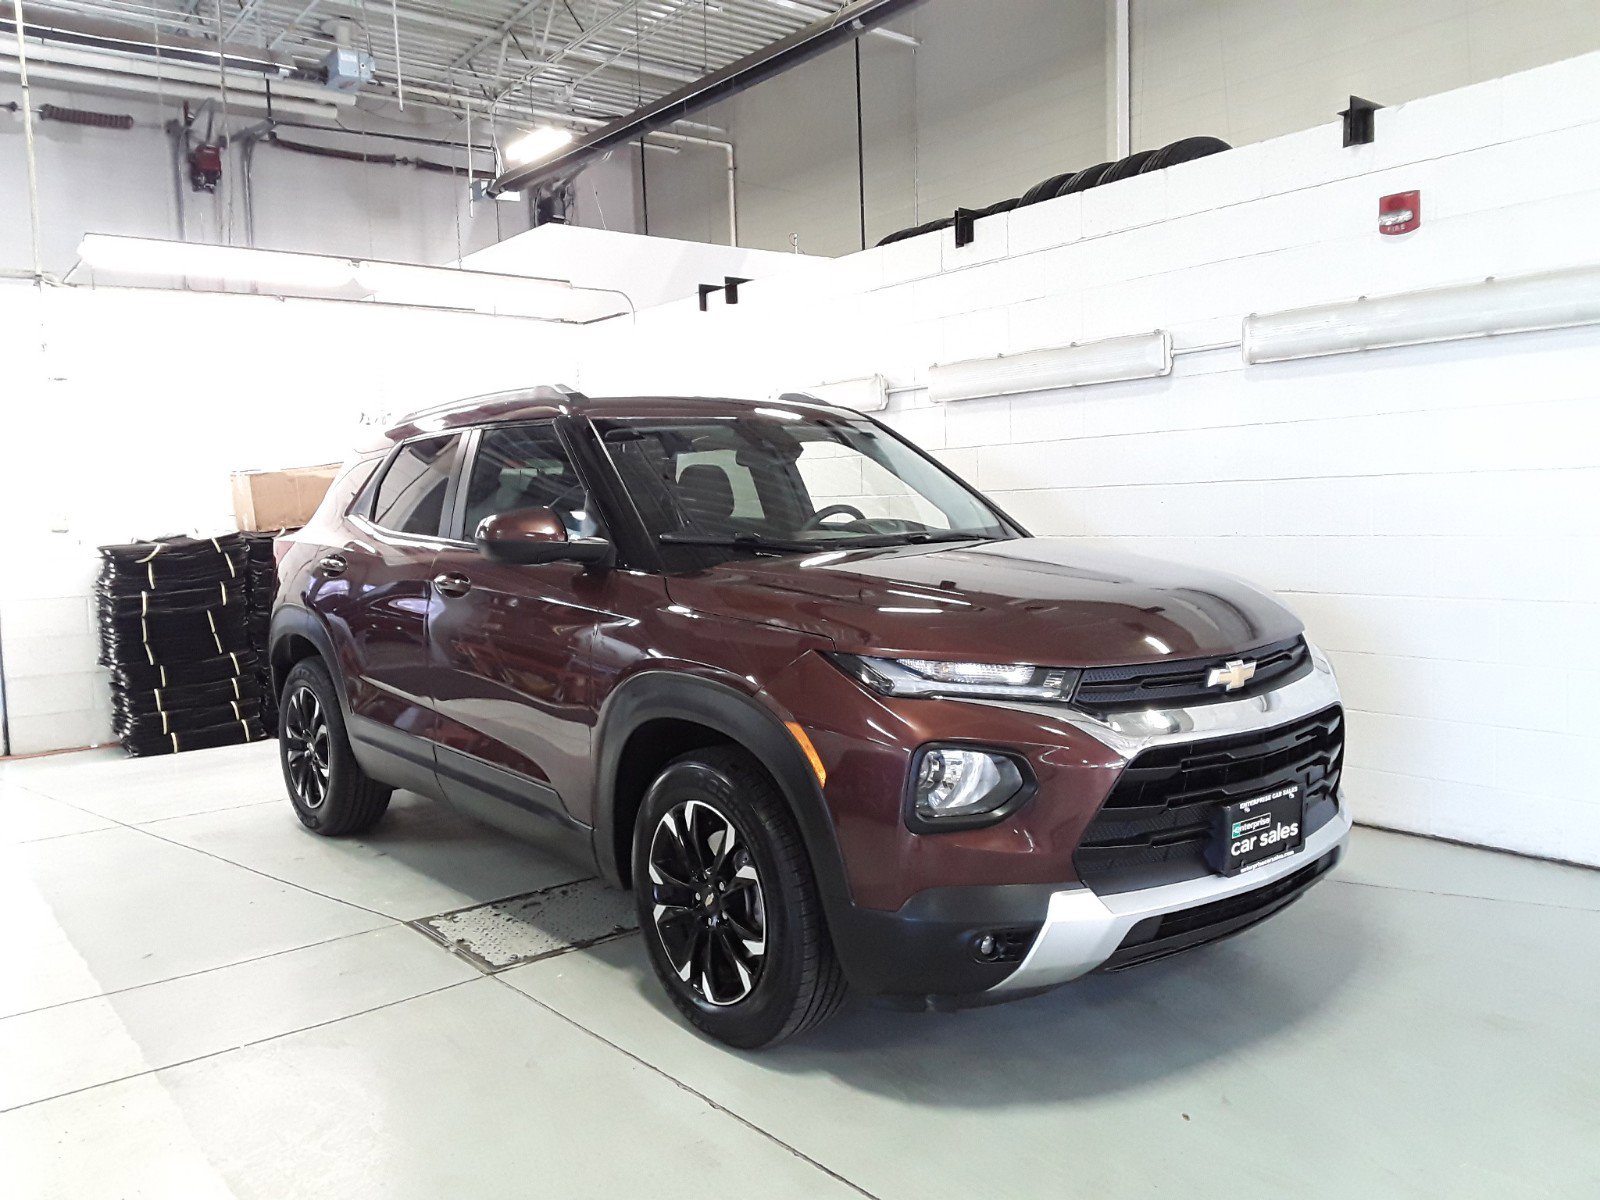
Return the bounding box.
[1072,636,1311,712]
[1075,706,1344,891]
[1099,850,1339,972]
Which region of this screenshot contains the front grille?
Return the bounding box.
[1071,636,1311,712]
[1075,706,1344,891]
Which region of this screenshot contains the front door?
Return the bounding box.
[426,421,614,832]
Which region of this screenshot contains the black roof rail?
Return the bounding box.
[392,383,585,425]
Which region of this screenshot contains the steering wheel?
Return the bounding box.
[800,503,868,531]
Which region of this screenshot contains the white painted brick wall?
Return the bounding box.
[574,52,1600,866]
[0,285,580,757]
[5,51,1597,867]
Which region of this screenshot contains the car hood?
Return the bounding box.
[666,537,1302,667]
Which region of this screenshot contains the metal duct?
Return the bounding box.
[491,0,924,196]
[0,2,294,75]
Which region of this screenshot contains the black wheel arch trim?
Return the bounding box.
[592,669,1032,996]
[593,669,855,914]
[269,607,350,716]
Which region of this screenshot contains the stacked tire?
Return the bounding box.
[873,135,1232,246]
[96,534,268,756]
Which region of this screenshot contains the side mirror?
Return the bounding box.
[475,507,612,566]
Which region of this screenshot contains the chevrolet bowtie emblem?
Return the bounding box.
[1207,658,1257,691]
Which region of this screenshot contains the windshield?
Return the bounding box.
[598,410,1018,560]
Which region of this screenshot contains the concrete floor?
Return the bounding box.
[2,742,1597,1199]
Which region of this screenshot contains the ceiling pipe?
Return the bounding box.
[0,56,348,120]
[0,3,293,75]
[0,37,352,112]
[491,0,926,197]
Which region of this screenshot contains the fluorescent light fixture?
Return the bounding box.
[505,125,574,166]
[790,375,889,412]
[354,261,573,315]
[929,332,1172,403]
[1243,265,1600,364]
[77,233,355,290]
[73,234,628,322]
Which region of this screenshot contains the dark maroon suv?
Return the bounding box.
[271,386,1348,1048]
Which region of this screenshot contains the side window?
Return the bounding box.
[370,434,460,536]
[460,423,599,541]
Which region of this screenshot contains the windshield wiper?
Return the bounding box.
[658,532,819,554]
[658,529,1002,555]
[827,530,1000,548]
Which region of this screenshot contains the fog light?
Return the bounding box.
[909,746,1030,830]
[970,926,1041,963]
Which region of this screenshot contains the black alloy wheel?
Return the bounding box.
[277,657,391,836]
[633,747,846,1048]
[647,798,768,1006]
[281,684,330,810]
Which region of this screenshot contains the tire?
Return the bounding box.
[278,657,392,836]
[1098,148,1160,185]
[1056,160,1113,196]
[1021,172,1074,206]
[1141,135,1231,173]
[633,747,847,1049]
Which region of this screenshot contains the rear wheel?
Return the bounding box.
[633,747,846,1049]
[278,658,391,836]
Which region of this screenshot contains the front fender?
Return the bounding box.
[591,668,855,917]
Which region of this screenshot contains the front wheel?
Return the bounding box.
[633,747,846,1049]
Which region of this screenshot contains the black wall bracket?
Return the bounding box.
[1340,96,1382,147]
[699,276,752,311]
[953,207,980,248]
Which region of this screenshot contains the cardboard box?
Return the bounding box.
[232,463,341,532]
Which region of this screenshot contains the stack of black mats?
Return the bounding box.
[96,535,268,757]
[239,531,281,732]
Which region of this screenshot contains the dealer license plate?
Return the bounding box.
[1205,784,1305,877]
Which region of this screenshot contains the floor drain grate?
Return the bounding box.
[412,877,639,972]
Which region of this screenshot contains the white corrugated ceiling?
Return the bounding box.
[17,0,864,124]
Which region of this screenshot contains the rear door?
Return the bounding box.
[426,420,619,832]
[335,432,463,768]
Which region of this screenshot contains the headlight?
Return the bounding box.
[829,653,1077,701]
[1306,638,1336,678]
[908,745,1033,830]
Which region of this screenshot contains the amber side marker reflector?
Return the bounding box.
[785,722,827,787]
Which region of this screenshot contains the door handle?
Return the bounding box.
[433,572,472,598]
[319,553,348,577]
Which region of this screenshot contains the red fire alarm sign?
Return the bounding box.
[1378,190,1421,235]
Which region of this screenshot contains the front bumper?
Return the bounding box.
[989,803,1351,992]
[818,647,1350,999]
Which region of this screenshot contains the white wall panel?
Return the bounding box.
[6,49,1598,867]
[0,281,579,756]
